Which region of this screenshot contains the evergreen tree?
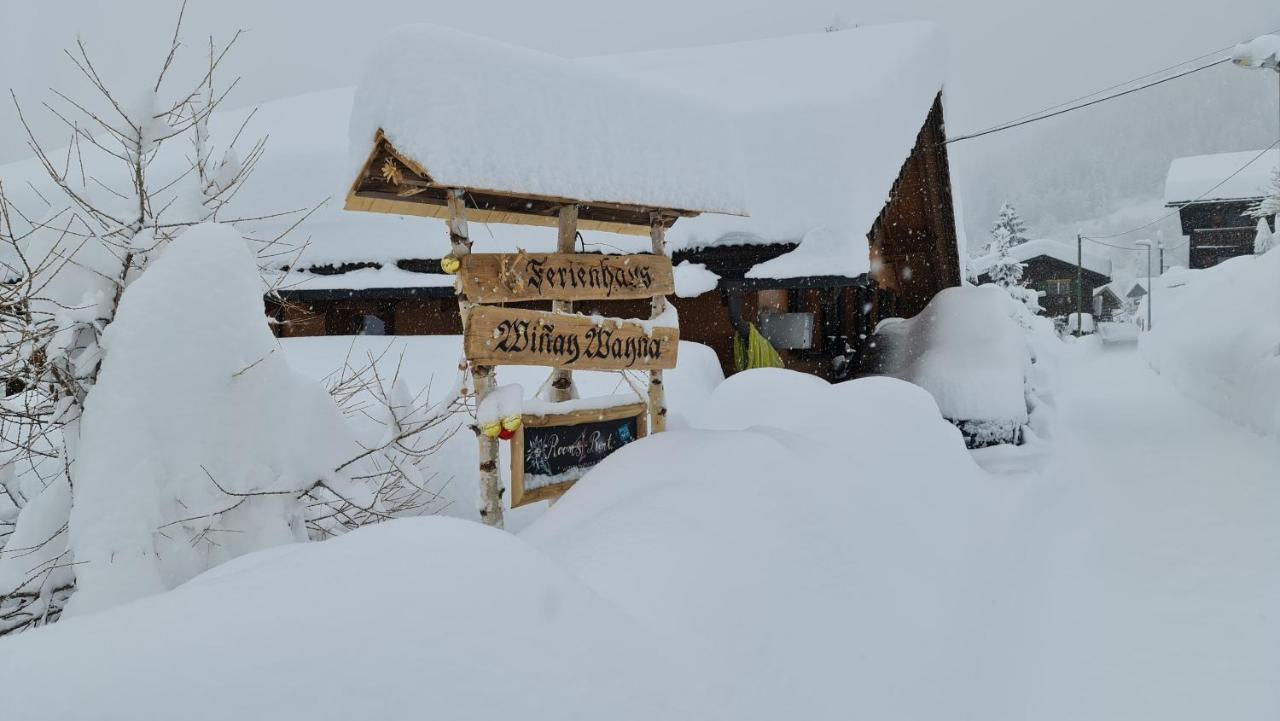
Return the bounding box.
[1251,168,1280,221]
[987,226,1025,287]
[990,201,1030,249]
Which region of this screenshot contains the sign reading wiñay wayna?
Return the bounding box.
[459,252,674,303]
[464,306,678,371]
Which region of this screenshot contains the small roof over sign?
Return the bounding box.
[344,24,748,234]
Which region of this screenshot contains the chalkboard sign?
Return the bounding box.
[510,402,648,507]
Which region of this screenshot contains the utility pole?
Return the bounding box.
[1076,233,1084,336]
[1136,239,1153,330]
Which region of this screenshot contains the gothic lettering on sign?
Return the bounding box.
[465,306,678,371]
[459,252,675,303]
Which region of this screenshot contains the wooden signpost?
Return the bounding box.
[510,403,648,507]
[444,195,679,524]
[458,252,674,303]
[463,306,679,371]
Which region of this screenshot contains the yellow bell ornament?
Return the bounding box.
[440,255,461,274]
[501,415,522,432]
[481,420,503,439]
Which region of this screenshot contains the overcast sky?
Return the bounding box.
[1,0,1276,246]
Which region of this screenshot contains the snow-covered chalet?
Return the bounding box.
[970,239,1110,321]
[1164,149,1278,269]
[263,22,964,380]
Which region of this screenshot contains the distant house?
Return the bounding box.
[266,22,963,381]
[970,239,1111,319]
[1092,278,1147,321]
[1164,149,1278,269]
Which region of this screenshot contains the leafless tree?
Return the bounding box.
[0,3,454,635]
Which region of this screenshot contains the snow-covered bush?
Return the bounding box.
[1140,252,1280,439]
[1253,216,1277,256]
[60,224,362,614]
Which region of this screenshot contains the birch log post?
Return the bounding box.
[547,205,579,403]
[649,212,668,433]
[449,189,504,528]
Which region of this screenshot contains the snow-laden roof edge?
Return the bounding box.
[1163,148,1278,206]
[971,238,1111,278]
[347,24,748,216]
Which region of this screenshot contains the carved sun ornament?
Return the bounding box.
[381,158,404,186]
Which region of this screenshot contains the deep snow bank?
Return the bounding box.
[0,518,708,720]
[524,370,1019,720]
[1140,252,1280,437]
[281,336,725,530]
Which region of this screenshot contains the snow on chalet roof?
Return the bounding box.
[2,23,946,293]
[1164,149,1279,206]
[592,22,947,276]
[971,239,1111,279]
[347,24,747,218]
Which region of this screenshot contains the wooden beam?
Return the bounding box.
[649,212,669,433]
[448,188,504,529]
[548,205,579,403]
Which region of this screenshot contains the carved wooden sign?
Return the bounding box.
[458,252,674,303]
[511,403,648,507]
[464,306,678,371]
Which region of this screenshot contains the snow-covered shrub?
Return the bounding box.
[63,224,363,615]
[1140,252,1280,438]
[1253,216,1277,256]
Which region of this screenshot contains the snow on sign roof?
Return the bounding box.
[590,22,947,269]
[1163,149,1279,206]
[346,24,747,230]
[970,239,1111,278]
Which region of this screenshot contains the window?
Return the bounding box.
[1044,279,1074,296]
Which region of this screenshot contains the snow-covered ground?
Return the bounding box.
[2,342,1277,719]
[972,345,1280,720]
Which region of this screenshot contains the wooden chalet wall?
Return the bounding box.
[1177,201,1271,269]
[868,92,962,318]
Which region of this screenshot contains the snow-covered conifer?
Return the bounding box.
[1254,216,1277,256]
[990,202,1030,250]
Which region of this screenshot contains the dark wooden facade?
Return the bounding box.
[978,254,1109,319]
[271,94,960,381]
[1174,201,1272,269]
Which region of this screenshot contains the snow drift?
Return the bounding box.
[1140,253,1280,438]
[0,370,1017,721]
[0,518,707,720]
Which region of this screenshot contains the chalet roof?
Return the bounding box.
[1164,149,1279,206]
[592,21,948,277]
[345,24,748,230]
[1093,277,1148,299]
[2,23,951,294]
[971,239,1111,279]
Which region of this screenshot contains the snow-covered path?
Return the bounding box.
[979,346,1280,720]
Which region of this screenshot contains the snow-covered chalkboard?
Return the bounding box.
[510,402,648,507]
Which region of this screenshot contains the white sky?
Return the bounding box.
[1,0,1277,242]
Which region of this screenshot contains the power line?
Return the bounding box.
[962,44,1253,139]
[948,27,1280,145]
[1081,138,1280,247]
[947,57,1231,144]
